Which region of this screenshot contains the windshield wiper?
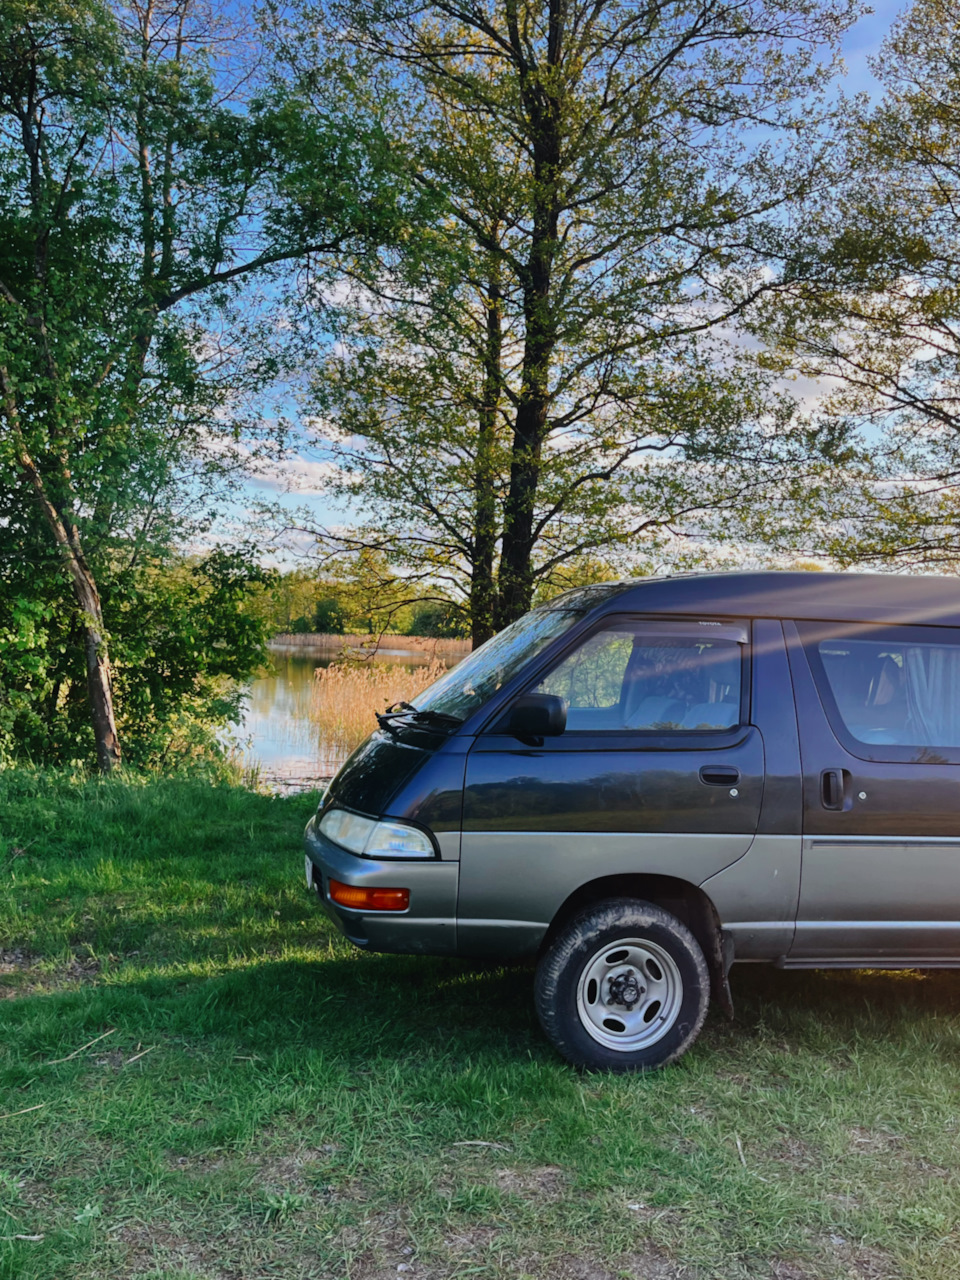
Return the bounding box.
[375,703,463,734]
[407,708,463,727]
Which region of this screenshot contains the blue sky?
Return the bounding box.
[236,0,916,563]
[843,0,908,95]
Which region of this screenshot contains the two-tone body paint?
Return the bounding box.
[305,571,960,973]
[784,620,960,962]
[306,731,469,952]
[702,618,802,959]
[304,815,460,953]
[455,723,764,957]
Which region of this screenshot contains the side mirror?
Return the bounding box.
[506,693,567,739]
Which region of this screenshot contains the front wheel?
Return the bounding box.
[534,899,709,1072]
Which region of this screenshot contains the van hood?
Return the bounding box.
[322,728,440,817]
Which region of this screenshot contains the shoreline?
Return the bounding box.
[268,632,472,659]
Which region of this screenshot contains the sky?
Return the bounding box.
[844,0,908,93]
[233,0,916,565]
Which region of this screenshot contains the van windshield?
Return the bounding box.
[413,605,589,722]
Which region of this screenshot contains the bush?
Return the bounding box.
[0,547,274,769]
[314,597,346,634]
[407,601,468,639]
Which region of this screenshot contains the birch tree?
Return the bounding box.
[0,0,408,769]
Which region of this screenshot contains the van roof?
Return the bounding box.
[578,571,960,627]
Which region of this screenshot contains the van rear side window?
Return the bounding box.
[533,620,746,732]
[801,623,960,753]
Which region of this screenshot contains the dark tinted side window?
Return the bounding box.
[799,622,960,753]
[532,620,747,732]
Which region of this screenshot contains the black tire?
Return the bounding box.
[534,898,710,1072]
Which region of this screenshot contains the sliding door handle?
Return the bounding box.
[820,768,845,811]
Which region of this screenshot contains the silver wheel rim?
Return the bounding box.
[575,936,684,1052]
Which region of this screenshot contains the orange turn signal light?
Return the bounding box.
[329,879,410,912]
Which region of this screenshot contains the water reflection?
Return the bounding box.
[235,646,451,788]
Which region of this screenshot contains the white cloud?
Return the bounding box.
[249,453,344,496]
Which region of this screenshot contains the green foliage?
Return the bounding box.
[751,0,960,565]
[245,572,352,635]
[0,540,275,768]
[283,598,347,634]
[0,0,416,768]
[313,596,347,635]
[293,0,859,636]
[407,600,469,639]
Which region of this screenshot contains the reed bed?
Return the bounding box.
[272,632,472,659]
[309,658,449,761]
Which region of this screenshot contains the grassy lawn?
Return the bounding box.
[2,770,959,1280]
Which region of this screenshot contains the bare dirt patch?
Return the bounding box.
[766,1134,823,1172]
[769,1262,816,1280]
[0,948,102,998]
[115,1222,233,1280]
[520,1245,691,1280]
[617,1248,698,1280]
[0,948,38,997]
[817,1237,901,1280]
[115,1218,334,1280]
[495,1164,569,1199]
[250,1148,324,1190]
[848,1127,904,1155]
[322,1211,438,1280]
[442,1224,499,1251]
[841,1245,900,1280]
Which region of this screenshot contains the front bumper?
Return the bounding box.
[303,815,459,955]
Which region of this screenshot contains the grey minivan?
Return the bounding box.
[303,572,960,1071]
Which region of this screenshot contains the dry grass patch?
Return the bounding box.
[309,658,448,758]
[0,948,103,999]
[520,1246,689,1280]
[769,1263,816,1280]
[494,1164,569,1199]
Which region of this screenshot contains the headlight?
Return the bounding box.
[319,808,435,858]
[318,808,375,853]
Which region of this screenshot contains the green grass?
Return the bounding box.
[2,768,960,1279]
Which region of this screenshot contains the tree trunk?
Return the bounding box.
[471,252,502,647]
[4,385,122,772]
[75,566,122,775]
[495,213,559,626]
[41,517,121,774]
[497,393,547,627]
[496,2,563,627]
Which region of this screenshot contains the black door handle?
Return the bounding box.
[820,768,844,810]
[699,765,740,786]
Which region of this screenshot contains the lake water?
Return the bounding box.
[233,646,451,790]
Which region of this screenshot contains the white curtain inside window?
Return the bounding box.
[903,645,960,747]
[820,635,960,748]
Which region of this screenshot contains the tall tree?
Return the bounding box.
[283,0,859,641]
[751,0,960,565]
[0,0,409,769]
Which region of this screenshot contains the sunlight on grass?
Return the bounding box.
[3,769,960,1280]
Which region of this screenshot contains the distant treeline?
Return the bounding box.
[249,571,470,640]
